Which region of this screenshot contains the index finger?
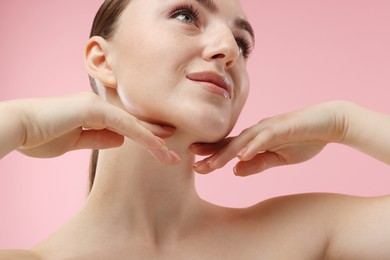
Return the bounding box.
[190,137,233,156]
[83,104,165,150]
[193,127,259,174]
[75,94,180,164]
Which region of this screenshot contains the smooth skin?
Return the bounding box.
[192,100,390,175]
[2,98,390,259]
[2,0,390,259]
[0,93,179,163]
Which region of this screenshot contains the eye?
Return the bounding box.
[235,36,253,59]
[170,4,200,25]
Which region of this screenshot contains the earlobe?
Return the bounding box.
[85,36,117,89]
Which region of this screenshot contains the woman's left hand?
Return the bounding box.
[191,101,348,176]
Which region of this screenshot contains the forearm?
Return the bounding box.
[341,101,390,165]
[0,101,25,159]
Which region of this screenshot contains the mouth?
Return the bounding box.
[186,71,233,99]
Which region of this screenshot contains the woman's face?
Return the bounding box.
[107,0,254,142]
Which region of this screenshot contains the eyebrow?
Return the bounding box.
[194,0,217,12]
[194,0,255,43]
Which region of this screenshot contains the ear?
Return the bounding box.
[85,36,117,89]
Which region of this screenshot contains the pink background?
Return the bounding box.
[1,0,389,249]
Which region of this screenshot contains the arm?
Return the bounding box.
[342,101,390,165]
[191,100,390,175]
[191,101,390,257]
[0,250,41,260]
[326,195,390,259]
[0,93,179,163]
[0,101,25,159]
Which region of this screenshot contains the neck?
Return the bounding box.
[82,131,205,243]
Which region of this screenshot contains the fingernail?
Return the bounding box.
[170,151,181,163]
[193,159,205,168]
[151,147,173,164]
[206,155,217,166]
[237,147,248,159]
[143,136,165,149]
[193,160,204,168]
[193,162,210,174]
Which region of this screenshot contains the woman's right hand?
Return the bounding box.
[0,92,179,164]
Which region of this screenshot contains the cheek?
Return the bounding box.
[233,72,250,116]
[225,76,249,130]
[111,33,196,112]
[113,29,190,88]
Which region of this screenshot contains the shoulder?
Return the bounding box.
[245,192,390,236]
[199,195,334,258]
[0,249,42,260]
[243,192,346,224]
[324,194,390,259]
[241,193,390,259]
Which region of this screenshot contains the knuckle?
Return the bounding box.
[240,127,252,136]
[259,126,277,142]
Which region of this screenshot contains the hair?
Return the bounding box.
[88,0,131,192]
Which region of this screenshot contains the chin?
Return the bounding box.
[196,133,229,144]
[125,97,239,142]
[180,114,234,143]
[160,101,239,143]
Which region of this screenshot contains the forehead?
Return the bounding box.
[193,0,247,16]
[119,0,253,40]
[124,0,248,18]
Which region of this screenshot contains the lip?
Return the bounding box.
[186,71,232,99]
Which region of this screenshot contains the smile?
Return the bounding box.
[186,71,232,99]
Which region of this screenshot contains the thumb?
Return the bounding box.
[234,151,285,176]
[139,122,176,138]
[74,129,125,150]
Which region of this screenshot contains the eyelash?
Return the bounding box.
[170,4,253,59]
[170,4,200,26]
[235,36,253,59]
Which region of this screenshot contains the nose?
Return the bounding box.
[202,25,240,69]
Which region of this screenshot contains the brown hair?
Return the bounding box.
[88,0,131,192]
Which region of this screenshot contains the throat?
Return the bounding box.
[83,137,202,242]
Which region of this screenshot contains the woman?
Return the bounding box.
[1,0,390,259]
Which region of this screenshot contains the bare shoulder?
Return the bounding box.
[243,192,348,225]
[325,194,390,259]
[0,249,42,260]
[214,193,345,259]
[239,193,390,259]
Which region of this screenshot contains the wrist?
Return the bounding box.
[0,100,27,151]
[330,100,359,146]
[324,100,354,144]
